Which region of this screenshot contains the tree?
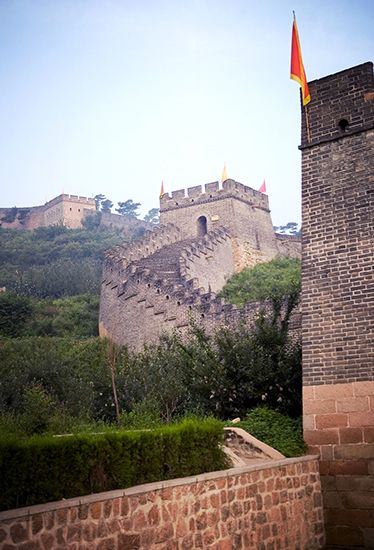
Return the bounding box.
[220,257,301,333]
[273,222,300,236]
[0,292,33,336]
[94,194,105,210]
[101,199,113,213]
[143,208,159,224]
[115,200,140,217]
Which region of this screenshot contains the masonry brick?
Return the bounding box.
[0,457,324,549]
[301,61,374,548]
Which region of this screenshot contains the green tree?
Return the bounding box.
[116,200,141,217]
[0,292,33,336]
[101,199,113,213]
[143,208,159,224]
[94,194,105,210]
[220,257,301,330]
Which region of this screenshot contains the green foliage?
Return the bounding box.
[81,211,102,230]
[21,385,56,435]
[0,292,33,336]
[28,294,99,337]
[115,200,141,217]
[0,337,112,420]
[232,407,306,457]
[0,225,125,298]
[220,257,301,308]
[119,319,302,421]
[0,418,227,510]
[273,221,301,235]
[1,207,18,223]
[143,208,160,224]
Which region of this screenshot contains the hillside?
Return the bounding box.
[0,224,139,298]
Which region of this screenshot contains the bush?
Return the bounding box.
[231,407,306,457]
[0,418,228,510]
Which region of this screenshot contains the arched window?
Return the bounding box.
[197,215,207,236]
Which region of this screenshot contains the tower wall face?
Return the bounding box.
[43,194,96,228]
[160,179,280,270]
[301,62,374,548]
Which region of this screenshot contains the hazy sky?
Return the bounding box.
[0,0,373,226]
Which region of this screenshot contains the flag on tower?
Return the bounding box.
[159,180,165,198]
[290,13,310,106]
[258,179,266,193]
[221,164,228,183]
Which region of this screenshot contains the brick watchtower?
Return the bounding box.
[301,62,374,547]
[160,179,280,271]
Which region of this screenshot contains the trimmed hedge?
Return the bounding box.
[0,418,228,511]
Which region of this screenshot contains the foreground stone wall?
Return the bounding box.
[301,62,374,547]
[0,456,325,549]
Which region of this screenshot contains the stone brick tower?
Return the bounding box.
[100,178,300,350]
[160,179,281,271]
[301,62,374,547]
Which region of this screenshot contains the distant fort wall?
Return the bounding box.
[0,194,149,233]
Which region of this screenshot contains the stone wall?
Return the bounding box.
[0,456,325,549]
[43,194,96,229]
[100,221,301,351]
[160,179,287,271]
[301,62,374,547]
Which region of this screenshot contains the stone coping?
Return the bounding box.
[0,455,318,522]
[224,426,285,460]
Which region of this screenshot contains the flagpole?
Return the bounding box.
[305,104,311,143]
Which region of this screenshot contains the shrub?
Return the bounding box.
[231,407,306,457]
[0,418,228,510]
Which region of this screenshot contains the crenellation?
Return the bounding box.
[187,185,203,197]
[171,189,185,199]
[205,181,219,192]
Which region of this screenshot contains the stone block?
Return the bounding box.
[315,413,348,429]
[314,383,353,400]
[334,443,374,460]
[339,427,363,444]
[329,460,369,475]
[326,525,364,547]
[341,491,374,510]
[349,412,374,428]
[304,429,339,445]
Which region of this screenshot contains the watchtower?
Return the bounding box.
[160,179,279,270]
[301,62,374,547]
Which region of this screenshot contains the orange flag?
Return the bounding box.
[258,179,266,193]
[159,180,165,198]
[290,14,310,106]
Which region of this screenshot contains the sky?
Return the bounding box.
[0,0,373,226]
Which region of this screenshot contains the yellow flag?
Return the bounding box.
[221,164,228,183]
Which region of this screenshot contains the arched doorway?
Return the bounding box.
[197,216,207,237]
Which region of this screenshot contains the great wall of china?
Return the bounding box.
[99,179,301,351]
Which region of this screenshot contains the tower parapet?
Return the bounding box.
[160,179,269,213]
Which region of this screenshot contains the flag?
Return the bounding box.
[221,164,228,183]
[258,179,266,193]
[159,180,165,198]
[290,14,310,106]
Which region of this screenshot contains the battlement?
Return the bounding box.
[160,179,269,212]
[301,61,374,149]
[44,194,96,209]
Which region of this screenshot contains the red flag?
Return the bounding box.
[258,179,266,193]
[159,180,165,198]
[290,14,310,106]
